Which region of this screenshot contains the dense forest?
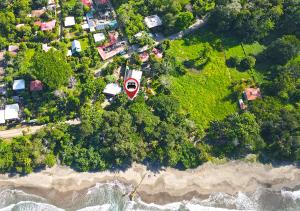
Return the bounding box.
[0,0,299,174]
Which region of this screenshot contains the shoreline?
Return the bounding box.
[1,161,300,207]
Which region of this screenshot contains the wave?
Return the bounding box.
[0,182,300,211]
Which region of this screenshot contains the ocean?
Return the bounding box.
[0,181,300,211]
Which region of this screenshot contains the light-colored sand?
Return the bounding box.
[0,161,300,204]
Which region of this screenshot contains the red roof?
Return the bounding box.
[152,48,163,59]
[35,20,56,31]
[140,52,149,62]
[30,80,43,91]
[81,0,92,7]
[97,46,125,60]
[244,88,262,101]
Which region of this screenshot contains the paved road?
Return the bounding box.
[0,119,81,139]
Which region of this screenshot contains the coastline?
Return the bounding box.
[0,161,300,208]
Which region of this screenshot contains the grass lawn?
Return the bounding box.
[166,29,265,131]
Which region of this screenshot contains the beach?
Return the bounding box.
[0,161,300,209]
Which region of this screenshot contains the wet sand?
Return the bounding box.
[0,161,300,206]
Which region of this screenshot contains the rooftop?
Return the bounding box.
[93,33,106,43]
[64,16,75,27]
[35,20,56,31]
[125,69,143,83]
[31,9,46,17]
[5,104,19,120]
[81,0,92,7]
[144,15,162,28]
[30,80,43,91]
[0,110,4,124]
[13,79,25,91]
[72,40,81,53]
[103,83,122,96]
[244,88,262,101]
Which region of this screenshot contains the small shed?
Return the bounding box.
[30,80,43,91]
[93,33,106,43]
[13,79,25,91]
[103,83,121,96]
[71,40,81,53]
[244,88,262,101]
[64,16,75,27]
[5,104,19,120]
[144,15,162,28]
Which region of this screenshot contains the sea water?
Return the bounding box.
[0,181,300,211]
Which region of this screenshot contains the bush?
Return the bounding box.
[240,56,256,70]
[226,56,241,68]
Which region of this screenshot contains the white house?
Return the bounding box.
[103,83,121,96]
[64,16,75,27]
[71,40,81,53]
[13,79,25,91]
[125,69,143,84]
[144,15,162,28]
[93,33,105,43]
[5,104,20,120]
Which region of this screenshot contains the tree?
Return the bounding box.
[175,12,194,30]
[32,49,72,89]
[193,0,215,17]
[240,56,256,70]
[206,112,265,157]
[263,35,300,65]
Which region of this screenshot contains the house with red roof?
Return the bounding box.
[81,0,92,8]
[244,88,262,101]
[30,80,43,92]
[152,48,163,59]
[35,20,56,31]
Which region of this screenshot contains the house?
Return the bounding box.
[4,104,20,121]
[144,15,162,28]
[30,80,43,91]
[152,48,163,59]
[35,20,56,31]
[108,20,118,29]
[13,79,25,91]
[81,22,89,30]
[31,9,46,18]
[103,83,121,96]
[140,52,149,62]
[71,40,81,53]
[244,88,262,101]
[8,45,19,55]
[64,16,75,27]
[47,0,56,9]
[93,33,106,43]
[125,68,143,84]
[81,0,92,8]
[67,50,72,56]
[42,44,52,52]
[0,110,5,124]
[97,46,125,60]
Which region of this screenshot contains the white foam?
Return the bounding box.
[281,190,300,201]
[0,201,64,211]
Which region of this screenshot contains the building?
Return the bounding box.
[81,0,92,8]
[239,99,247,110]
[125,69,143,84]
[13,79,25,91]
[95,0,109,5]
[144,15,162,28]
[152,48,163,59]
[71,40,81,53]
[93,33,106,43]
[8,45,19,55]
[35,20,56,31]
[103,83,121,96]
[0,83,7,95]
[64,16,75,27]
[4,104,20,121]
[140,52,149,62]
[31,9,46,18]
[244,88,262,101]
[30,80,43,92]
[42,44,52,52]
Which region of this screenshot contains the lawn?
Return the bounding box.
[166,29,265,131]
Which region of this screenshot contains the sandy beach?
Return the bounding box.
[0,161,300,207]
